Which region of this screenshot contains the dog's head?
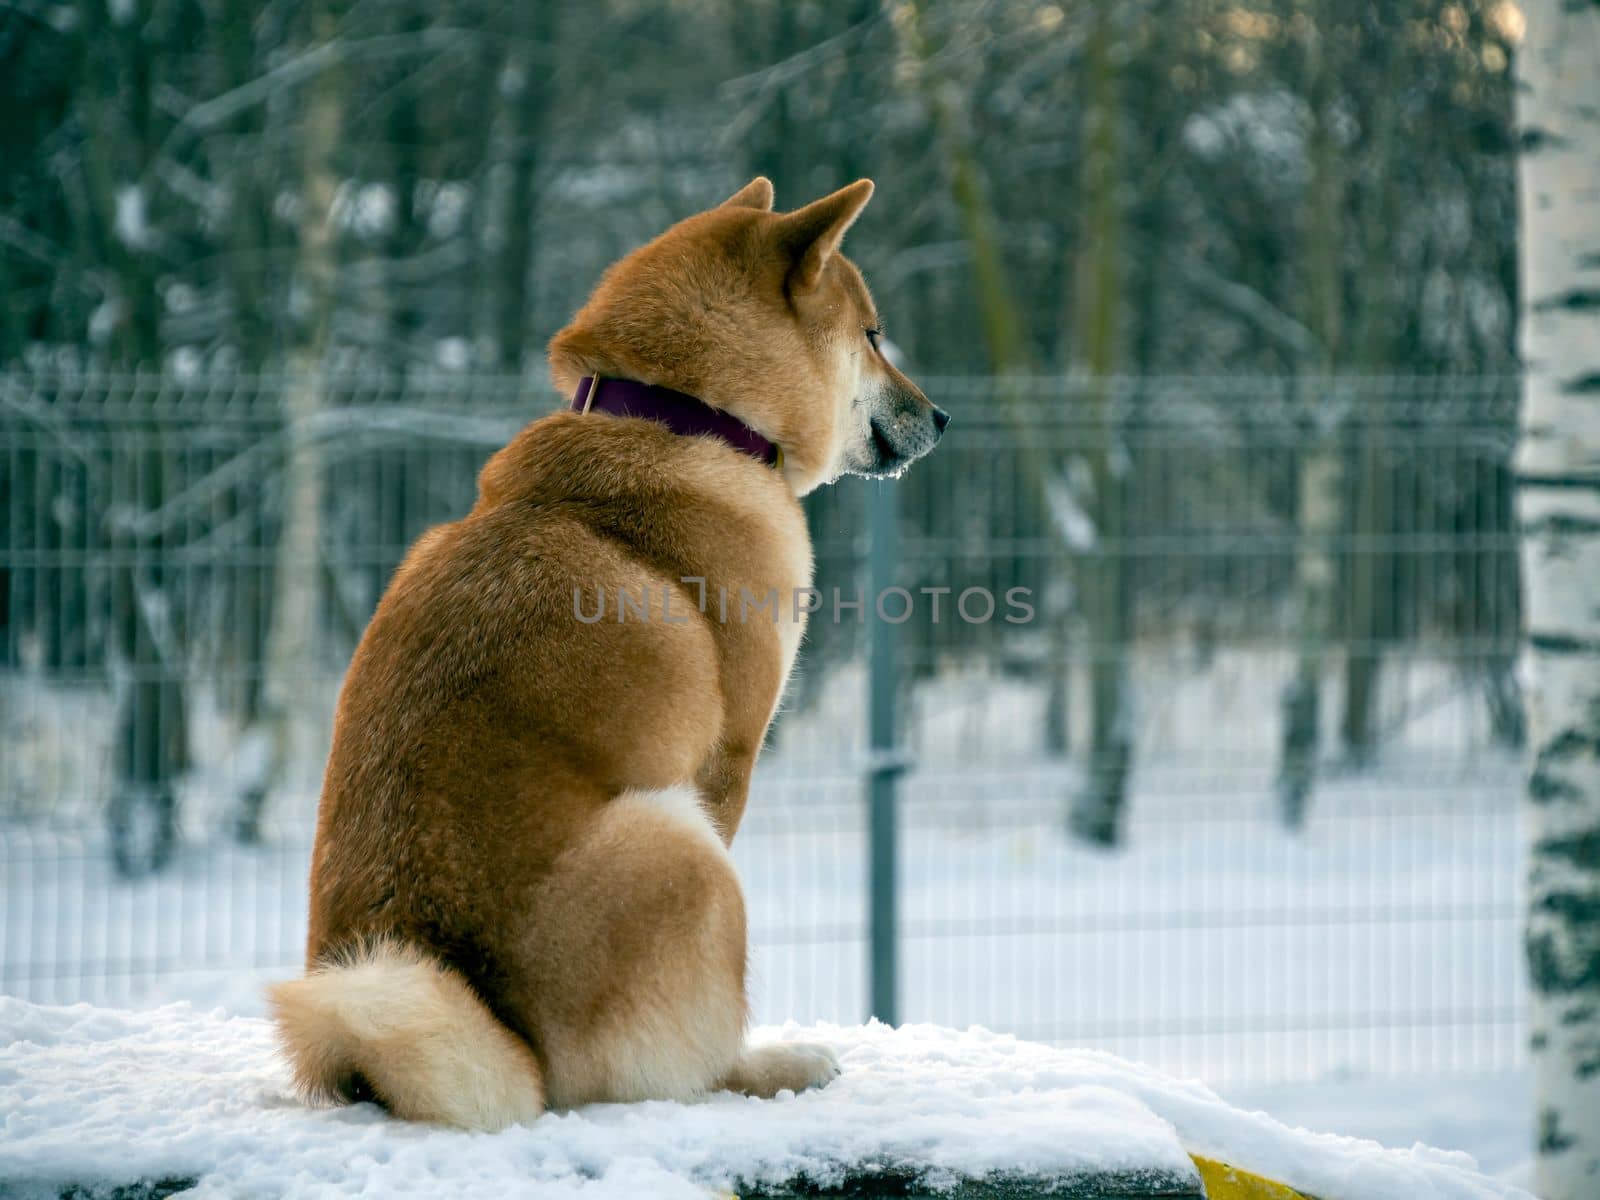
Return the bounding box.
[548,177,947,496]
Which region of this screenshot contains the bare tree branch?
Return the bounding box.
[1170,251,1321,363]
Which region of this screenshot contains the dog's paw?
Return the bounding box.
[724,1041,841,1098]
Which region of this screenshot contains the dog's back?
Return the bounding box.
[272,409,808,1124]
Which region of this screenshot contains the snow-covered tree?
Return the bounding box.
[1515,1,1600,1195]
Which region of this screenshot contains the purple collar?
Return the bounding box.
[571,376,781,468]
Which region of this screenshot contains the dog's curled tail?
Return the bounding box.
[266,940,545,1131]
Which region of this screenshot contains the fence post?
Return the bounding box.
[867,478,900,1026]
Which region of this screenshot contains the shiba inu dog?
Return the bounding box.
[267,177,947,1130]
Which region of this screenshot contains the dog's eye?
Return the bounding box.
[865,327,883,350]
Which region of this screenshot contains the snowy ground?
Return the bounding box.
[1227,1072,1533,1189]
[1,650,1532,1184]
[1,761,1531,1185]
[0,1000,1535,1199]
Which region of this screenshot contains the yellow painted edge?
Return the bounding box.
[1192,1153,1315,1200]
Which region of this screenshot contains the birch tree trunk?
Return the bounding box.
[1068,1,1132,847]
[1278,14,1344,829]
[1516,2,1600,1194]
[236,0,342,841]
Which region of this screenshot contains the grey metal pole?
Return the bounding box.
[867,478,900,1026]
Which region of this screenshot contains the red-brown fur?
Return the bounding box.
[268,177,943,1127]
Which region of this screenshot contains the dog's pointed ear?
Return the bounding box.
[774,179,874,294]
[719,177,775,212]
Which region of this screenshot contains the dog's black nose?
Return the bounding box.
[931,406,951,434]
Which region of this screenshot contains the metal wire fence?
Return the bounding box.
[0,369,1523,1085]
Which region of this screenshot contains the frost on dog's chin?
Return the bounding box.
[836,441,911,482]
[841,461,910,482]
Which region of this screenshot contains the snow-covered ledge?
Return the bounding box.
[0,999,1529,1199]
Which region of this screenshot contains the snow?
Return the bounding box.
[1045,472,1097,550]
[1182,90,1312,182]
[346,182,396,238]
[114,185,150,250]
[1,652,1532,1183]
[426,182,469,240]
[87,296,125,346]
[434,337,471,370]
[1227,1072,1533,1188]
[0,1000,1535,1199]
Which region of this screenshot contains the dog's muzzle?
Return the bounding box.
[858,396,948,478]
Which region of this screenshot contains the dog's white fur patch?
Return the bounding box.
[266,941,544,1131]
[609,784,729,856]
[546,971,747,1109]
[825,336,878,482]
[538,785,748,1108]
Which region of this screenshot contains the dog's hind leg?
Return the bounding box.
[510,784,837,1108]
